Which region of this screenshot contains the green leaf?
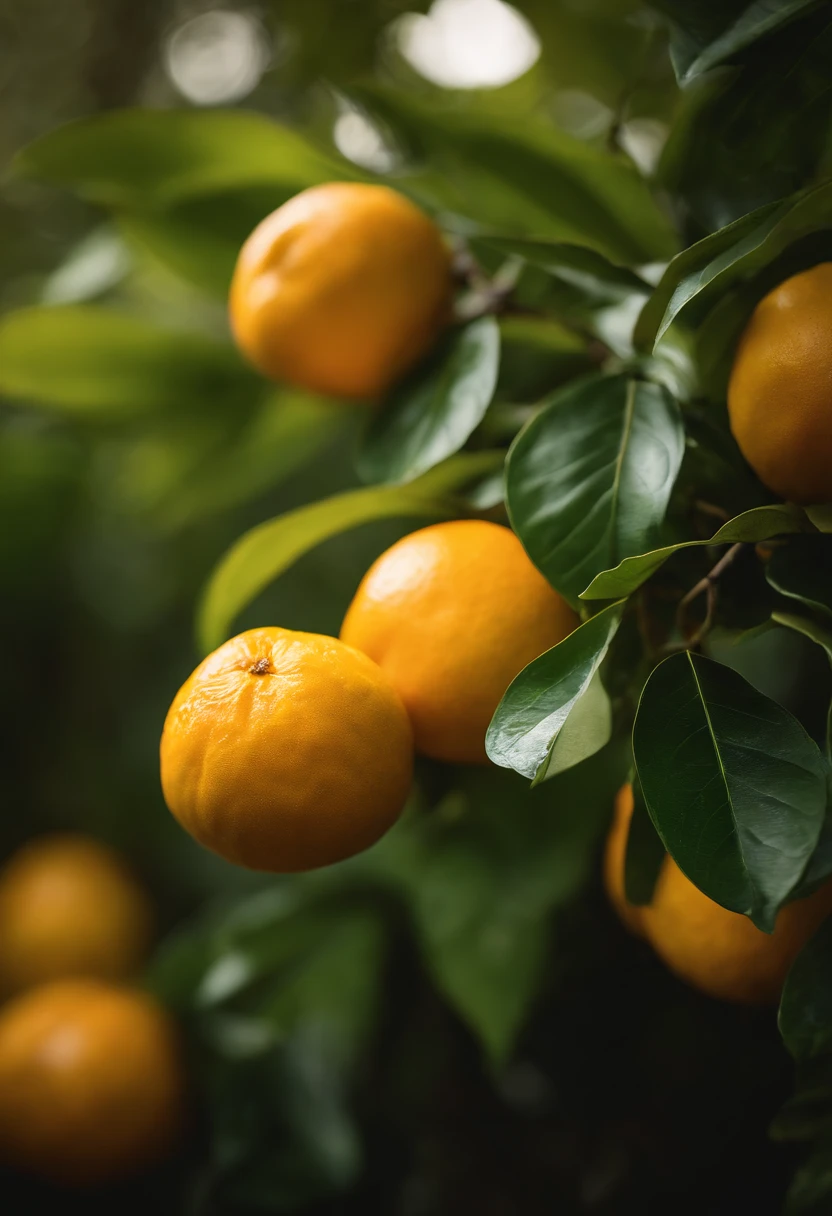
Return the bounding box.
[412,842,549,1065]
[767,538,832,620]
[623,774,666,906]
[582,503,812,601]
[633,651,827,930]
[485,600,624,783]
[15,108,349,206]
[506,376,684,608]
[780,917,832,1061]
[358,317,500,485]
[158,392,350,532]
[354,86,678,264]
[478,235,652,302]
[635,179,832,351]
[772,612,832,764]
[783,1148,832,1215]
[676,0,825,83]
[118,186,300,297]
[197,450,503,653]
[0,305,259,419]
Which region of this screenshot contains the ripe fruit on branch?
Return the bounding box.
[341,520,578,765]
[728,263,832,505]
[161,626,414,872]
[605,785,832,1004]
[230,182,453,400]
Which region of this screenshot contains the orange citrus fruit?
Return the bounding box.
[160,626,413,872]
[728,263,832,504]
[0,835,152,995]
[605,784,832,1004]
[229,182,453,400]
[0,979,184,1185]
[340,520,578,765]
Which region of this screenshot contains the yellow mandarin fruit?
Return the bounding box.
[0,835,152,995]
[229,182,453,400]
[0,980,184,1185]
[340,520,578,765]
[160,626,413,872]
[727,263,832,504]
[605,784,832,1004]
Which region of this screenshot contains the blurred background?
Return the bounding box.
[0,1,824,1213]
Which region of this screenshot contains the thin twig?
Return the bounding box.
[660,542,745,655]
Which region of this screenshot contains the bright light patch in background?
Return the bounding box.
[165,10,270,106]
[333,102,398,173]
[396,0,540,90]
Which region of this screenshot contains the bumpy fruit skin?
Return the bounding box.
[605,785,832,1004]
[0,836,152,996]
[728,263,832,505]
[0,980,184,1185]
[229,182,453,400]
[160,626,413,872]
[340,520,578,765]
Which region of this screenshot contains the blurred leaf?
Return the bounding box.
[119,185,301,297]
[633,651,827,930]
[0,305,259,419]
[486,600,624,783]
[409,758,621,1064]
[159,392,350,531]
[807,505,832,533]
[767,538,832,620]
[16,108,350,206]
[41,227,131,304]
[479,235,652,301]
[623,773,666,906]
[197,450,503,652]
[582,503,813,600]
[506,375,684,607]
[637,177,832,351]
[787,774,832,899]
[671,0,825,83]
[355,85,678,264]
[358,317,500,484]
[783,1147,832,1215]
[658,15,832,230]
[780,917,832,1061]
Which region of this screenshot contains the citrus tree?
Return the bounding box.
[3,0,832,1211]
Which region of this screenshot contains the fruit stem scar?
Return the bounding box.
[249,658,272,675]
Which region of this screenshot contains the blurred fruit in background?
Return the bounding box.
[230,183,454,398]
[0,835,152,995]
[0,979,184,1185]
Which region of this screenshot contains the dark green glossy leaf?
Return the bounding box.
[582,503,812,601]
[677,0,824,83]
[624,774,666,906]
[354,86,678,264]
[773,612,832,764]
[479,235,652,302]
[485,600,623,783]
[197,450,503,652]
[634,651,827,930]
[768,539,832,620]
[16,108,348,206]
[358,317,500,485]
[0,305,259,419]
[780,917,832,1060]
[506,376,684,607]
[635,179,832,351]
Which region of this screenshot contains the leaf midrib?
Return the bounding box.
[686,652,757,910]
